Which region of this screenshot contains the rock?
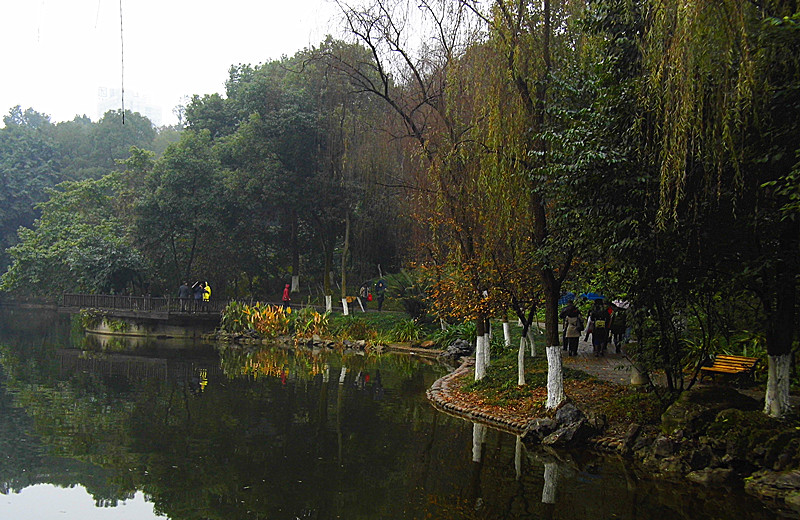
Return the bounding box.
[555,403,585,426]
[438,339,474,363]
[686,467,734,486]
[623,423,641,448]
[785,491,800,512]
[587,411,608,432]
[654,436,674,458]
[688,445,715,470]
[542,419,596,447]
[525,418,557,442]
[661,386,760,437]
[745,470,800,508]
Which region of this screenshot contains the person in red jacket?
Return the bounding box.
[282,283,291,310]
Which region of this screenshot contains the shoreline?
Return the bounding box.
[425,353,800,517]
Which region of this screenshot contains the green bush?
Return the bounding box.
[431,321,477,348]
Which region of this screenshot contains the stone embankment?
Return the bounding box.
[426,344,800,517]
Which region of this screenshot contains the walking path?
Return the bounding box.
[562,336,638,385]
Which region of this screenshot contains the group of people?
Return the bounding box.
[280,278,388,312]
[359,278,387,312]
[178,281,211,312]
[560,298,629,357]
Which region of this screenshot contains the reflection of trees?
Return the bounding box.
[1,330,455,519]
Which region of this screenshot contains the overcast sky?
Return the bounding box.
[0,0,342,127]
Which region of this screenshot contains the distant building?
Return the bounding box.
[97,87,162,126]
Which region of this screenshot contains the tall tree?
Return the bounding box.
[642,0,800,416]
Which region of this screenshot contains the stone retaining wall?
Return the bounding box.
[426,358,530,435]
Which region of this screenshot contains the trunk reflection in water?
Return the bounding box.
[0,308,781,519]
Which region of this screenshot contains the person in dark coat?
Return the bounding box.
[178,281,192,312]
[588,299,611,357]
[192,281,203,312]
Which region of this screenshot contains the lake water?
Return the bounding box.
[0,307,779,519]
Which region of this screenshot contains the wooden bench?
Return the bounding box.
[700,355,759,383]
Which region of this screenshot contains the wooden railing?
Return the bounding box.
[62,293,229,315]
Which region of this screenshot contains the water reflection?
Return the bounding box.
[0,308,781,519]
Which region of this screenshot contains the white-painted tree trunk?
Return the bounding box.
[338,366,347,384]
[542,462,558,504]
[323,363,330,383]
[440,319,448,330]
[472,423,487,463]
[545,345,565,409]
[325,295,332,313]
[342,298,349,316]
[485,333,491,366]
[764,353,792,418]
[528,330,536,357]
[503,321,511,347]
[518,337,526,386]
[291,275,300,293]
[515,435,523,480]
[475,335,486,380]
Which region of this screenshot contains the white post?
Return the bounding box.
[342,298,349,316]
[545,345,565,409]
[325,295,332,313]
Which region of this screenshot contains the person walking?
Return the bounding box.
[610,303,628,354]
[588,299,611,356]
[562,305,583,356]
[375,278,387,312]
[282,283,291,310]
[192,281,203,312]
[178,281,192,312]
[359,283,371,311]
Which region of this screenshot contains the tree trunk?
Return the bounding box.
[515,435,523,480]
[545,345,565,409]
[342,298,350,316]
[325,295,333,313]
[764,354,792,418]
[291,209,300,292]
[518,337,526,386]
[503,320,511,347]
[472,422,487,463]
[341,212,350,303]
[475,317,487,381]
[763,222,797,417]
[542,462,558,505]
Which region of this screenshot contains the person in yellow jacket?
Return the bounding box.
[202,282,211,303]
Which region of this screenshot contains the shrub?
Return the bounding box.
[431,321,477,348]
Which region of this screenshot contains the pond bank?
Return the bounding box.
[427,352,800,518]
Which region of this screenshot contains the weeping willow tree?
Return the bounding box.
[643,0,800,417]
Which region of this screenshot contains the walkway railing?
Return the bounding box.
[62,293,229,315]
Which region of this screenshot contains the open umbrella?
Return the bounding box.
[579,292,605,301]
[558,292,576,305]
